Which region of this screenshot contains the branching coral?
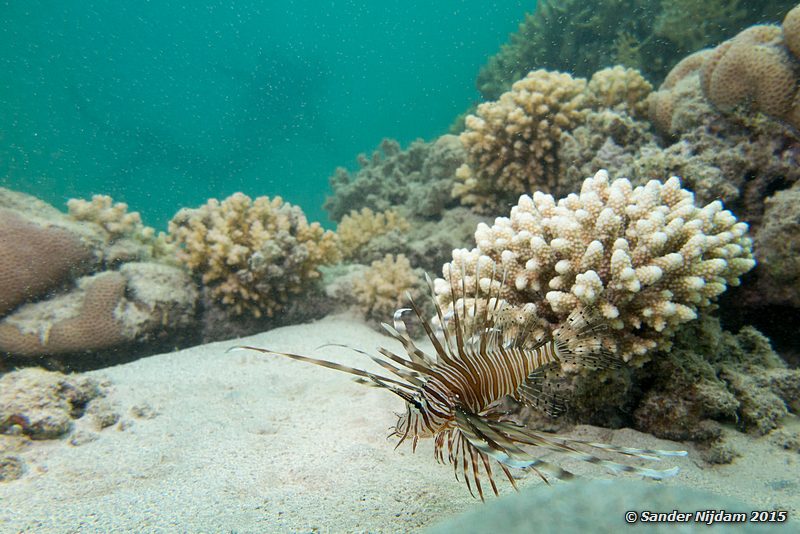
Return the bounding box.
[585,66,653,119]
[437,170,756,361]
[67,195,174,264]
[324,136,465,222]
[455,68,653,213]
[168,193,340,318]
[352,254,424,325]
[336,208,410,261]
[454,70,589,213]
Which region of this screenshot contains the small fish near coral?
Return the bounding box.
[230,261,686,500]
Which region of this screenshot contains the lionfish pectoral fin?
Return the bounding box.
[554,306,622,370]
[516,367,568,418]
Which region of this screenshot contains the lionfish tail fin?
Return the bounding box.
[552,306,621,369]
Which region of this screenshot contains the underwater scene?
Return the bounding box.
[1,0,800,532]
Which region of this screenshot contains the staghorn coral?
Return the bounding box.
[169,193,339,318]
[454,70,589,213]
[699,14,800,130]
[0,263,198,358]
[436,170,756,361]
[336,208,410,261]
[324,136,465,222]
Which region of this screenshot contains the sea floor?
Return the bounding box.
[1,314,798,532]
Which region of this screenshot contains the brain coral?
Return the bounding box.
[454,70,589,213]
[435,170,756,361]
[168,193,340,318]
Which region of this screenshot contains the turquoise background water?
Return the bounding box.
[0,0,528,228]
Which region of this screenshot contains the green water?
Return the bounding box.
[0,0,528,228]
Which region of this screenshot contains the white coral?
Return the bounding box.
[436,170,756,362]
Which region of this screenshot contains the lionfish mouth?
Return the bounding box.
[229,261,686,500]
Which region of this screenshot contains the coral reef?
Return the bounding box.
[437,170,756,361]
[324,136,465,222]
[0,188,201,365]
[336,208,410,262]
[168,193,339,319]
[475,0,797,101]
[455,68,653,213]
[0,263,198,358]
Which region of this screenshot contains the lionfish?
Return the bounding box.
[230,262,686,500]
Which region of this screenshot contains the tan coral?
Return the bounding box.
[699,21,800,129]
[648,49,712,136]
[585,66,653,118]
[785,4,800,58]
[336,208,410,260]
[168,193,340,318]
[67,195,174,263]
[352,254,424,323]
[454,70,589,213]
[436,170,756,362]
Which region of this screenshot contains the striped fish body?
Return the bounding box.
[231,263,686,499]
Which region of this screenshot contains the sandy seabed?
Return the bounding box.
[1,313,798,532]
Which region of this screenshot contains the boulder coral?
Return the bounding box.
[0,262,198,358]
[436,170,756,361]
[697,6,800,131]
[0,188,105,317]
[168,193,340,318]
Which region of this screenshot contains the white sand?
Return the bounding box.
[2,313,798,532]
